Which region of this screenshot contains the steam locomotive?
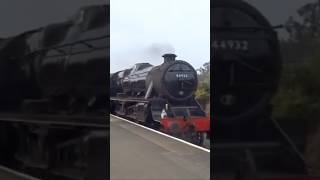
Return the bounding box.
[110,54,210,145]
[0,5,109,113]
[212,0,309,179]
[0,4,109,179]
[213,0,281,126]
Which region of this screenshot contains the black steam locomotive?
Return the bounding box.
[0,4,109,180]
[212,0,308,179]
[213,0,281,126]
[112,54,198,101]
[0,5,109,113]
[110,54,210,145]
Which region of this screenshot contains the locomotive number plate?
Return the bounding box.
[212,40,248,51]
[176,74,190,78]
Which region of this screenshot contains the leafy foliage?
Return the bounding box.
[286,0,320,41]
[195,62,210,114]
[272,1,320,130]
[273,1,320,173]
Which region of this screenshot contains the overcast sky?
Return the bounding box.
[110,0,210,72]
[0,0,108,37]
[244,0,316,39]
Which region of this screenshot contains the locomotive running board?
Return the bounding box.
[23,35,109,58]
[110,97,150,103]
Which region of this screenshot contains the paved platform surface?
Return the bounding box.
[0,165,40,180]
[110,115,210,180]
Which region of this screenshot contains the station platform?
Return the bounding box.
[110,115,210,180]
[0,165,40,180]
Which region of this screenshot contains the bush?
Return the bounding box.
[195,62,210,113]
[272,52,320,131]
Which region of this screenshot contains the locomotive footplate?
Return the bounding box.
[110,97,149,103]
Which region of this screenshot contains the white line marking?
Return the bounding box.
[0,165,41,180]
[0,118,107,128]
[111,114,210,153]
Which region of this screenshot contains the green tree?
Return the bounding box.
[195,62,210,114]
[286,0,320,41]
[273,0,320,125]
[272,1,320,174]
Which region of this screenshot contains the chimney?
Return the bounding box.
[162,53,177,63]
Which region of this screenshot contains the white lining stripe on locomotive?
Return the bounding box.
[111,114,210,153]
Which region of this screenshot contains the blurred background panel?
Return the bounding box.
[212,0,320,179]
[0,1,109,180]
